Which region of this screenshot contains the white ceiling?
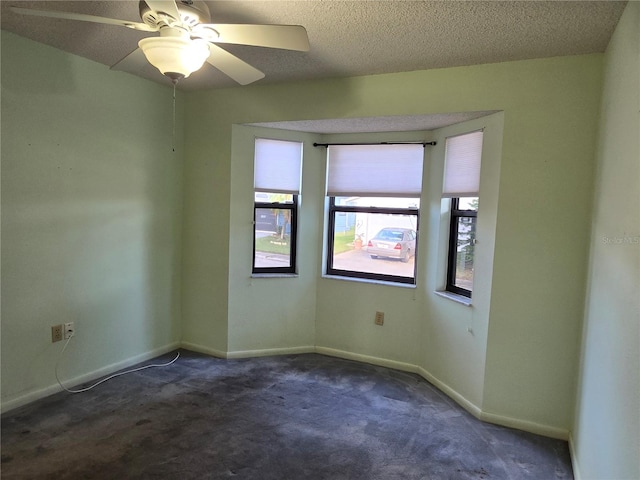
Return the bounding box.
[1,0,628,92]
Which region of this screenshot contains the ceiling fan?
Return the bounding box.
[11,0,310,85]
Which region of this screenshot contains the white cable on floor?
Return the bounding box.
[55,334,180,394]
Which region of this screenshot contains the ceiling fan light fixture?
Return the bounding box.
[13,1,309,86]
[138,37,209,81]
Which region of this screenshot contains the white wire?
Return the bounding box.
[55,334,180,394]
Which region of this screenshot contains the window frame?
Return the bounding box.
[446,197,477,297]
[252,195,298,274]
[326,197,420,285]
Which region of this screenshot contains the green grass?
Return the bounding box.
[255,235,291,255]
[333,227,356,254]
[255,227,357,256]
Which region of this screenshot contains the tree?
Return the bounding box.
[268,193,292,241]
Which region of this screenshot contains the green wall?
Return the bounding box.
[572,2,640,479]
[227,125,321,355]
[1,31,184,410]
[183,53,602,435]
[480,60,602,432]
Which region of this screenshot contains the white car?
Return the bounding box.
[367,228,417,262]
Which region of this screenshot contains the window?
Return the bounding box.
[443,131,483,297]
[325,144,424,285]
[447,197,478,296]
[253,139,302,274]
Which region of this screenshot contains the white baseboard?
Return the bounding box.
[1,383,64,415]
[180,341,228,359]
[414,365,483,418]
[1,342,180,414]
[315,346,419,375]
[568,433,582,480]
[226,345,315,359]
[480,410,569,440]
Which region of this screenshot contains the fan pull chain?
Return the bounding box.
[172,81,176,152]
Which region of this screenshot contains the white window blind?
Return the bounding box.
[327,144,424,197]
[254,138,303,194]
[442,130,483,198]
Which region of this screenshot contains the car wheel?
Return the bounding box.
[401,249,410,263]
[370,255,378,259]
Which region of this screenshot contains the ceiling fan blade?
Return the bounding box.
[144,0,181,22]
[206,44,265,85]
[199,24,310,51]
[10,6,156,32]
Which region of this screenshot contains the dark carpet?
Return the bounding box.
[1,350,573,479]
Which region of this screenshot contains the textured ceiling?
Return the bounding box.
[1,0,628,92]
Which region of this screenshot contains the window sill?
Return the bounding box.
[251,273,299,279]
[322,274,416,289]
[435,290,472,306]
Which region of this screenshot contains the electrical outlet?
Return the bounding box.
[64,322,75,340]
[51,325,63,343]
[375,311,384,326]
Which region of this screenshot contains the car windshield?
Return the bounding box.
[377,230,404,241]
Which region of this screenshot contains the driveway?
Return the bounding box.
[254,252,291,269]
[333,248,415,277]
[254,248,415,276]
